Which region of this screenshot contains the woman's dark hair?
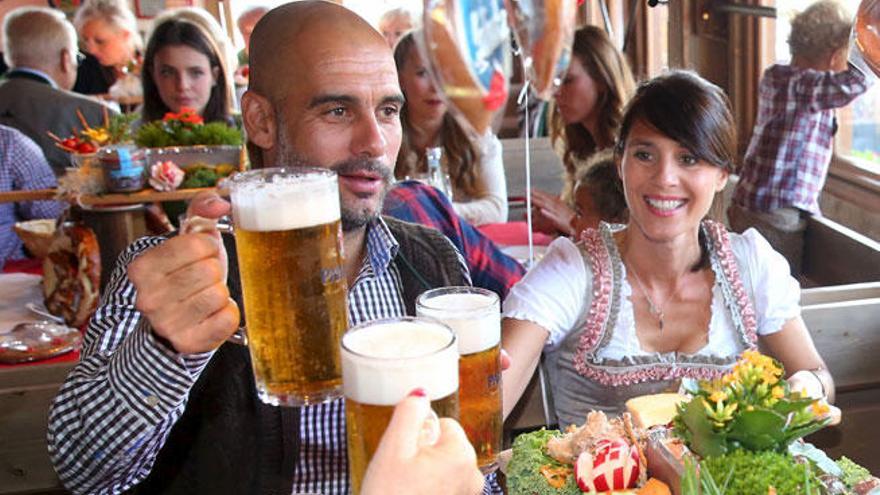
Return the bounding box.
[614,70,736,172]
[141,19,230,123]
[393,31,485,199]
[614,70,737,270]
[550,25,635,190]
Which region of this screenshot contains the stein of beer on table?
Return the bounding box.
[342,317,460,494]
[228,167,348,407]
[416,286,502,473]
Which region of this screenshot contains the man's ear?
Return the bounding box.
[60,48,74,75]
[241,90,276,150]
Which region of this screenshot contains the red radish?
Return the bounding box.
[574,438,641,492]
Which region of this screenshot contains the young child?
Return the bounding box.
[570,149,628,236]
[730,0,872,275]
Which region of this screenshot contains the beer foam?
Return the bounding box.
[417,292,500,355]
[232,174,340,231]
[342,320,459,405]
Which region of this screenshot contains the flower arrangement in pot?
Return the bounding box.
[672,351,877,495]
[134,107,243,193]
[135,108,243,225]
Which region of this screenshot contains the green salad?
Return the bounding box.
[507,429,580,495]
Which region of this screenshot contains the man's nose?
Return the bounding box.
[352,114,387,158]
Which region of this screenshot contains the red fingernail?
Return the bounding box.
[408,387,426,398]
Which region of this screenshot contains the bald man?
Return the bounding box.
[47,2,489,494]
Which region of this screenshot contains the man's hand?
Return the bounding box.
[128,192,240,354]
[360,391,485,495]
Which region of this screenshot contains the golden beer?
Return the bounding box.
[342,318,460,494]
[231,168,348,406]
[416,287,502,472]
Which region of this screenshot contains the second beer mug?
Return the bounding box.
[229,167,348,406]
[416,287,502,473]
[342,317,459,494]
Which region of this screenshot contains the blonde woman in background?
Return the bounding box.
[74,0,143,104]
[532,25,635,237]
[378,7,415,49]
[394,31,508,226]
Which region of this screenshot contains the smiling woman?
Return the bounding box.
[501,70,835,429]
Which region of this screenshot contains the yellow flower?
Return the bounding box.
[747,405,755,412]
[811,400,830,416]
[82,127,110,145]
[771,386,785,399]
[709,390,728,403]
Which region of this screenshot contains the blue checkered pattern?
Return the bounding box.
[0,124,63,268]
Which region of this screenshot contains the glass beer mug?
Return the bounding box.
[227,167,348,407]
[416,286,502,473]
[342,317,460,494]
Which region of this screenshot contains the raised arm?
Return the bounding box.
[47,193,239,494]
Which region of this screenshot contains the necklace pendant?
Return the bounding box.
[658,313,664,332]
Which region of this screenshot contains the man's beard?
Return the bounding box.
[275,134,393,232]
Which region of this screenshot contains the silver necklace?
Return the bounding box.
[627,265,681,332]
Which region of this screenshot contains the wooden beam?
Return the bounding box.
[803,216,880,285]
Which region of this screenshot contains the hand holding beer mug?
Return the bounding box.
[229,167,348,406]
[416,287,502,473]
[360,392,485,495]
[342,317,460,494]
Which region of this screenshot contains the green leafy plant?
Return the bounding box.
[673,351,830,458]
[134,107,242,148]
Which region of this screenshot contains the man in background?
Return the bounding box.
[0,7,114,175]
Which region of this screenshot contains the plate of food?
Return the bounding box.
[0,321,82,364]
[503,352,879,494]
[505,410,667,494]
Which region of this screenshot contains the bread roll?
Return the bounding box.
[42,223,101,328]
[625,393,686,430]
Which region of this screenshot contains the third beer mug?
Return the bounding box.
[342,317,459,494]
[230,167,348,406]
[416,287,502,473]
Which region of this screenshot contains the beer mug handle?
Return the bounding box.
[227,327,248,346]
[180,215,246,346]
[180,215,234,235]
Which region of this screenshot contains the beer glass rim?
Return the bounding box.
[229,166,336,184]
[341,316,457,361]
[416,286,499,316]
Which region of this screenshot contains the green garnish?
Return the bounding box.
[836,456,872,488]
[507,429,578,495]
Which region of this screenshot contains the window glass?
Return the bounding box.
[775,0,880,171]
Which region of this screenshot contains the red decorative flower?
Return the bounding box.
[162,107,204,125]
